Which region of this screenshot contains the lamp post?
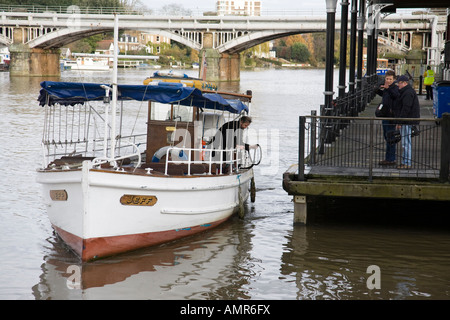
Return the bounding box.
[348,0,358,116]
[324,0,337,113]
[338,0,349,100]
[356,0,366,112]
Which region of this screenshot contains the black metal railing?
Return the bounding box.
[298,114,450,182]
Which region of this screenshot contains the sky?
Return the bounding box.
[140,0,327,14]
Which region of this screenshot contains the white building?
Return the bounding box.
[216,0,261,16]
[118,31,171,54]
[0,46,10,64]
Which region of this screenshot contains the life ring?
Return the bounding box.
[151,146,188,162]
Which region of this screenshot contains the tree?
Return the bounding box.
[160,3,192,15]
[291,42,310,62]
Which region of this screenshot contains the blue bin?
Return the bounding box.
[433,81,450,118]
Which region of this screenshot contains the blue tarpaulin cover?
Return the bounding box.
[38,81,248,114]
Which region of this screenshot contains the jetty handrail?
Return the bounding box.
[307,115,437,122]
[298,114,450,182]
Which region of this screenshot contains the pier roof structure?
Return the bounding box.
[374,0,450,8]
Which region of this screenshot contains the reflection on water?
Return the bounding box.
[32,211,450,300]
[283,224,450,300]
[1,69,450,300]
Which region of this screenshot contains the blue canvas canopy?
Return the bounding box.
[38,81,248,114]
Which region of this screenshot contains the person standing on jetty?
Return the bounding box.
[423,66,435,100]
[376,70,400,166]
[395,75,420,169]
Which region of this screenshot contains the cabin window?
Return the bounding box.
[150,102,193,122]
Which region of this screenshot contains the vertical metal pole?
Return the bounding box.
[324,0,338,144]
[298,116,306,181]
[367,2,374,91]
[324,0,338,111]
[310,110,317,165]
[369,118,374,182]
[373,25,379,96]
[111,14,119,161]
[356,0,366,112]
[348,0,358,116]
[338,0,349,100]
[440,113,450,182]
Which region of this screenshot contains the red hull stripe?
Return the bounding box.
[52,219,228,262]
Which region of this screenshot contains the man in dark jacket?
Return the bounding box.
[211,116,257,165]
[375,70,399,165]
[395,75,420,169]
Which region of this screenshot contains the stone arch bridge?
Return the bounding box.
[0,9,445,80]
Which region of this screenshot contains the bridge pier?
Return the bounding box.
[199,49,241,82]
[9,45,60,77]
[219,53,240,82]
[9,28,60,77]
[199,33,240,82]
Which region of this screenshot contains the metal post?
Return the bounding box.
[419,75,423,95]
[368,3,378,97]
[356,0,366,112]
[348,0,358,116]
[368,118,374,182]
[310,110,317,165]
[367,3,374,93]
[324,0,338,144]
[372,29,379,98]
[324,0,337,111]
[298,116,306,181]
[440,113,450,182]
[338,0,349,100]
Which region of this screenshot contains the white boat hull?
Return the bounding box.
[37,162,253,261]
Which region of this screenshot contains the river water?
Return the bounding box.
[1,67,450,301]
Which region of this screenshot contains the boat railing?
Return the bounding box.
[41,133,146,169]
[92,141,142,171]
[164,146,245,176]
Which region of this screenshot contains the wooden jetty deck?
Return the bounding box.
[283,95,450,224]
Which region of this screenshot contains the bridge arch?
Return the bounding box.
[149,29,202,51]
[0,34,12,46]
[28,28,111,49]
[217,30,320,54]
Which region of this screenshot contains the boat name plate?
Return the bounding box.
[50,190,68,201]
[120,194,158,206]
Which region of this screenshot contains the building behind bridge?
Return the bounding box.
[216,0,261,16]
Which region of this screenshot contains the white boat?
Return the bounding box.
[63,57,110,71]
[36,17,259,261]
[36,80,258,262]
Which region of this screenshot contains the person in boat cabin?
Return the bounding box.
[210,115,257,163]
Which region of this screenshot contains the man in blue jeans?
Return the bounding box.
[395,75,420,169]
[376,70,399,165]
